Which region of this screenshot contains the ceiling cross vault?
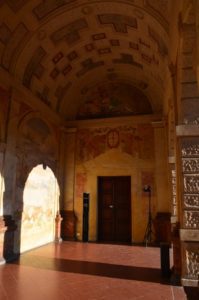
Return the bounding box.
[0,0,171,120]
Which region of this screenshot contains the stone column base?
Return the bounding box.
[0,217,7,264]
[61,210,77,240]
[55,212,63,243]
[2,215,17,262]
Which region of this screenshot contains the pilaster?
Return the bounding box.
[3,93,20,215]
[61,127,77,240]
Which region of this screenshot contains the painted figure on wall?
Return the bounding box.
[77,82,152,119]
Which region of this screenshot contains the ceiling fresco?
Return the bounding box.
[77,81,152,119]
[0,0,170,120]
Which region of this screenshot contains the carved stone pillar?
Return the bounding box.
[175,2,199,289]
[175,131,199,287]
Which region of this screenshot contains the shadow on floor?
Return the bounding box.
[10,255,170,285]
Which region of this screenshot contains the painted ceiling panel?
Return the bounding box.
[0,0,171,120]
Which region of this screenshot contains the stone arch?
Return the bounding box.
[16,112,59,189]
[13,112,60,253]
[20,164,60,252]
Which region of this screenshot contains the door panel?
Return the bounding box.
[98,177,114,241]
[98,176,131,243]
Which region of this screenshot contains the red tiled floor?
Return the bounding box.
[0,242,187,300]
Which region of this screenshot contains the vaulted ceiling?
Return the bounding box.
[0,0,172,120]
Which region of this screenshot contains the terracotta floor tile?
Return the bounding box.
[0,242,188,300]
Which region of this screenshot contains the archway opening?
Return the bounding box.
[20,164,60,253]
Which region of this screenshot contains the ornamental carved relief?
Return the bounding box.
[183,175,199,193]
[182,158,199,172]
[184,211,199,229]
[181,138,199,230]
[182,144,199,157]
[184,195,199,209]
[185,249,199,279]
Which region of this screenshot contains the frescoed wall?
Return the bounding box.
[71,117,168,243]
[20,165,59,253]
[76,124,154,163]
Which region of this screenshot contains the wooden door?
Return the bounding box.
[98,176,131,243]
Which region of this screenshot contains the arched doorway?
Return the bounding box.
[20,164,59,253]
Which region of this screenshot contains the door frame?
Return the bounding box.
[97,175,132,243]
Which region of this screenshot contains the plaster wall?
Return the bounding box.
[66,116,169,243]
